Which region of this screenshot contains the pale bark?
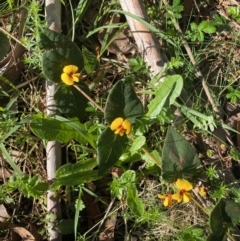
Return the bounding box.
[45,0,62,240]
[119,0,167,77]
[118,0,191,106]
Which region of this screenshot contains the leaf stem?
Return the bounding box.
[73,84,104,112]
[129,135,161,169]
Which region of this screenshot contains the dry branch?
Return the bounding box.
[45,0,62,240]
[119,0,167,77]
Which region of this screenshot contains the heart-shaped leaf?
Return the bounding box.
[162,126,201,182]
[104,79,143,124]
[54,81,90,121]
[41,28,84,83]
[97,127,128,175]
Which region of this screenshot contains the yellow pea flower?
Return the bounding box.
[158,193,173,207]
[198,186,207,197]
[110,117,131,136]
[172,179,193,203]
[61,65,80,85]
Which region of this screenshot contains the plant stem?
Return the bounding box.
[129,135,161,168]
[73,84,104,112]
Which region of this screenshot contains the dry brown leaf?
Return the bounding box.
[98,213,117,241]
[0,167,13,179]
[12,227,35,241]
[98,14,136,57]
[0,222,36,241]
[0,204,10,222]
[109,167,123,178]
[82,191,102,229]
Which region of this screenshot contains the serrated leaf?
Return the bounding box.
[54,81,90,121]
[203,25,216,34]
[198,31,204,42]
[198,20,208,30]
[129,136,146,153]
[97,127,128,175]
[190,22,198,30]
[147,75,183,118]
[82,46,99,74]
[126,186,144,217]
[0,31,10,61]
[121,170,136,183]
[104,80,143,124]
[162,126,201,182]
[40,28,84,83]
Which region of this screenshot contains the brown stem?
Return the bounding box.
[73,84,104,112]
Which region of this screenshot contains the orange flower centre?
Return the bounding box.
[179,189,186,195]
[69,72,75,78]
[118,125,126,134]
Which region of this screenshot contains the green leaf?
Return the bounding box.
[104,79,143,124]
[74,189,85,239]
[54,81,90,121]
[56,158,97,177]
[0,31,10,61]
[126,186,144,217]
[162,126,201,182]
[147,75,183,118]
[121,170,136,183]
[52,170,99,190]
[198,20,208,30]
[198,21,216,34]
[40,28,84,83]
[110,10,176,46]
[55,116,96,149]
[208,198,240,240]
[203,25,216,34]
[207,233,227,241]
[129,136,146,153]
[190,22,198,31]
[210,199,225,237]
[198,31,204,42]
[142,150,162,168]
[55,219,74,234]
[0,143,22,175]
[82,46,99,74]
[97,127,128,175]
[51,158,98,190]
[30,114,96,147]
[222,199,240,224]
[75,0,92,24]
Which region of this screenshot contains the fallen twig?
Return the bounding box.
[45,0,62,240]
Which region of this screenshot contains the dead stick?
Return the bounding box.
[73,84,104,112]
[119,0,166,77]
[45,0,62,240]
